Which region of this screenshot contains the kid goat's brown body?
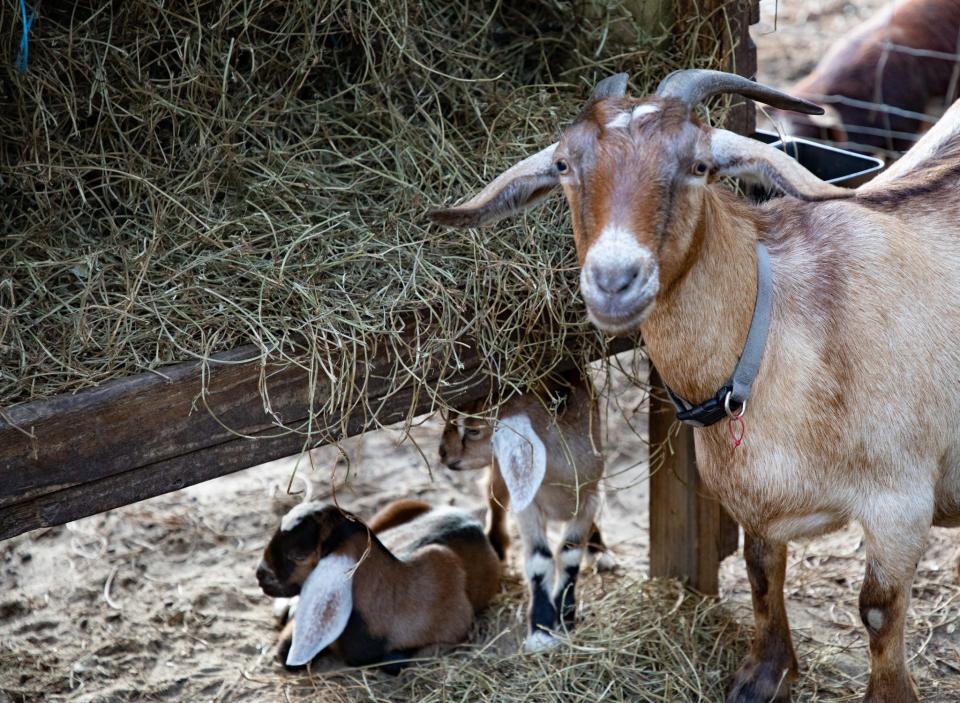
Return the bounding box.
[257,499,500,671]
[429,70,960,702]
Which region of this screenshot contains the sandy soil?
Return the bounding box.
[3,2,960,702]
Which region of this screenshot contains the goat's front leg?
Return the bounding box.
[586,521,617,572]
[858,514,927,703]
[727,535,798,703]
[516,505,558,651]
[485,466,511,560]
[554,499,598,630]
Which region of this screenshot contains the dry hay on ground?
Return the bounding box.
[0,0,737,440]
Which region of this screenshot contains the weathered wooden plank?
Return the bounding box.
[0,334,477,508]
[0,360,493,541]
[0,327,633,541]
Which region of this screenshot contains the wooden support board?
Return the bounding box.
[649,371,740,594]
[648,0,758,594]
[0,338,490,541]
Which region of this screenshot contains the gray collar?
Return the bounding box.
[665,241,773,428]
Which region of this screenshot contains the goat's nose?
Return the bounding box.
[256,561,272,583]
[591,263,639,295]
[447,459,463,471]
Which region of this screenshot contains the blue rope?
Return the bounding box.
[15,0,38,74]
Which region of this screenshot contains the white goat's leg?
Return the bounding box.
[554,498,598,630]
[859,501,931,703]
[516,504,558,651]
[585,521,617,572]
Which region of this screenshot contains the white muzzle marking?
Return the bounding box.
[580,226,658,333]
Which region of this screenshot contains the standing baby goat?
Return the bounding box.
[256,498,500,671]
[429,69,960,701]
[439,372,614,651]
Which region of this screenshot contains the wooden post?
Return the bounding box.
[648,0,758,594]
[649,369,739,594]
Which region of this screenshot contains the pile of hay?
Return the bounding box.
[1,0,732,436]
[250,577,749,703]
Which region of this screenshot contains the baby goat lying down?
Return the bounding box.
[256,499,501,670]
[439,371,614,651]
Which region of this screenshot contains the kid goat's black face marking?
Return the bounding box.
[256,503,364,598]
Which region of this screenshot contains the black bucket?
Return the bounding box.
[746,130,884,200]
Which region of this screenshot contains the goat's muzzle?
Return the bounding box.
[257,560,299,598]
[580,258,658,334]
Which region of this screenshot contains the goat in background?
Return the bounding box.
[768,0,960,153]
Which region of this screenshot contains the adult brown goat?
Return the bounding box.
[428,70,960,702]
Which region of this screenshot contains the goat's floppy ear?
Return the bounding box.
[286,552,355,667]
[492,414,547,512]
[709,128,853,201]
[427,143,559,228]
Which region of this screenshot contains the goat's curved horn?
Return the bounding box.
[656,69,824,115]
[590,72,629,101]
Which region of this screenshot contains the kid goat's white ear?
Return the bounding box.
[492,413,547,512]
[286,552,356,667]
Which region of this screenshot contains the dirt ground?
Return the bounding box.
[3,2,960,702]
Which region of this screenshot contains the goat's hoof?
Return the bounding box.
[593,551,618,573]
[726,656,795,703]
[862,677,919,703]
[523,630,561,653]
[276,639,306,670]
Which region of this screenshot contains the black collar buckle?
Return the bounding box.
[669,384,734,428]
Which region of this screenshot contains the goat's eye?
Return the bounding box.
[465,428,482,438]
[692,161,709,176]
[555,160,569,174]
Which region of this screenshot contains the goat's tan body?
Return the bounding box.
[638,104,960,702]
[496,387,604,523]
[439,376,611,650]
[644,124,960,545]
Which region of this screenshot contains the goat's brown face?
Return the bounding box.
[439,413,493,472]
[555,98,711,334]
[428,70,847,335]
[256,503,362,598]
[439,404,493,471]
